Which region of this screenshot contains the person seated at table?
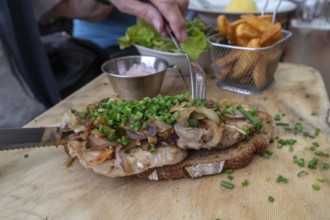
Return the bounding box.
[72,8,139,59]
[0,0,188,128]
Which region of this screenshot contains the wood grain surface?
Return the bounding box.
[1,63,329,220]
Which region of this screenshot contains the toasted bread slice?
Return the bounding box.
[137,111,273,180]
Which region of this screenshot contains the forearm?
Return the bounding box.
[47,0,114,21]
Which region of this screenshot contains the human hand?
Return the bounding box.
[111,0,189,42]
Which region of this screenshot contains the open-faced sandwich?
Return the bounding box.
[58,93,273,180]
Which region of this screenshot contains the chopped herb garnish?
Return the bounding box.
[277,138,297,149]
[294,122,303,133]
[317,176,325,182]
[308,157,318,169]
[268,196,274,202]
[184,118,200,127]
[227,175,234,180]
[241,179,249,187]
[297,170,308,177]
[319,162,330,170]
[315,128,321,136]
[312,183,320,190]
[225,169,233,174]
[314,151,329,158]
[220,180,234,189]
[303,131,315,139]
[276,175,288,183]
[274,114,281,121]
[24,154,29,158]
[275,122,290,127]
[311,111,317,116]
[236,105,258,126]
[263,150,273,159]
[312,142,319,147]
[149,147,157,153]
[242,125,250,135]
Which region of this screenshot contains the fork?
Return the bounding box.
[261,0,283,23]
[166,26,207,100]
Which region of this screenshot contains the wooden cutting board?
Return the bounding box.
[1,63,329,220]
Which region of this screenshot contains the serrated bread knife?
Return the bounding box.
[0,127,60,151]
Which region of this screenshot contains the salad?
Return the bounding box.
[117,19,209,60]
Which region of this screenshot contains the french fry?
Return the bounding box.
[259,14,273,22]
[260,23,282,46]
[231,38,261,78]
[217,64,232,80]
[235,23,261,40]
[252,56,268,88]
[215,14,284,89]
[217,15,230,38]
[266,47,282,63]
[227,19,245,45]
[240,14,274,33]
[213,50,241,66]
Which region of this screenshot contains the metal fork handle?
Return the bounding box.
[166,25,197,99]
[273,0,283,23]
[262,0,283,23]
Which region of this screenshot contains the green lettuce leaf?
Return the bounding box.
[117,19,209,59]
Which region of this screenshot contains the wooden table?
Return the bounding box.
[1,63,330,220]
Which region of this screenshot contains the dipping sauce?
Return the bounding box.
[125,63,156,76]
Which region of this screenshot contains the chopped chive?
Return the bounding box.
[284,127,292,131]
[225,169,233,174]
[275,122,290,126]
[314,151,329,158]
[294,122,303,133]
[312,183,320,190]
[263,150,273,159]
[312,142,319,147]
[241,179,249,187]
[220,180,234,189]
[236,105,257,125]
[297,170,308,177]
[315,128,321,136]
[149,147,157,153]
[268,196,274,202]
[274,114,281,121]
[24,154,29,158]
[227,175,234,180]
[317,176,325,182]
[308,157,318,169]
[276,175,288,183]
[319,162,329,170]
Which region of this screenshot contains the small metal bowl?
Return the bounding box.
[101,56,169,100]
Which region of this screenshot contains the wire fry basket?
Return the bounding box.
[208,30,292,94]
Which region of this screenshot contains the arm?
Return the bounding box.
[110,0,189,42]
[48,0,114,22]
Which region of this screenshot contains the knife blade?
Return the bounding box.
[0,127,60,151]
